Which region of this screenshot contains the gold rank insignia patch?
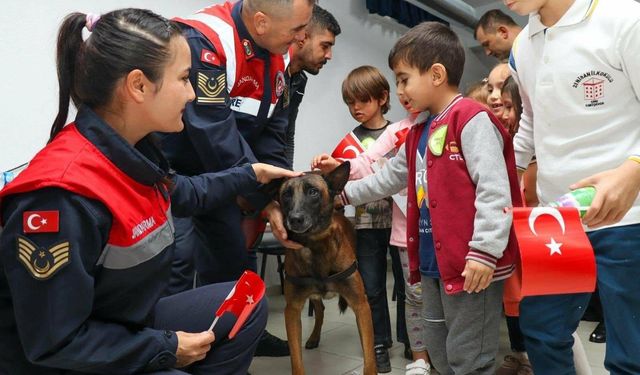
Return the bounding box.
[197,70,227,105]
[17,235,70,280]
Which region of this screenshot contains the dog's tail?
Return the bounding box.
[338,296,348,314]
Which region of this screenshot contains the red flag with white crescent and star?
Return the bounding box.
[209,270,265,338]
[331,132,364,160]
[512,207,596,296]
[23,211,59,233]
[200,48,221,67]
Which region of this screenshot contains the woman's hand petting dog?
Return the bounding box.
[251,163,302,184]
[264,201,304,250]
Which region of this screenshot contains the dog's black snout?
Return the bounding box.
[286,212,312,233]
[288,213,306,227]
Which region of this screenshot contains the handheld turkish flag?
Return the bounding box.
[394,128,410,148]
[512,207,596,296]
[208,270,265,338]
[331,132,364,159]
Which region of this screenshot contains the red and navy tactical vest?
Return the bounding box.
[175,2,290,119]
[0,124,174,269]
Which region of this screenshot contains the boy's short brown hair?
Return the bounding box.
[388,21,465,87]
[341,65,390,114]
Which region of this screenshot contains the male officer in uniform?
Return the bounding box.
[474,9,522,61]
[284,4,341,168]
[161,0,314,356]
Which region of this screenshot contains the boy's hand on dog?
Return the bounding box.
[461,259,494,293]
[311,153,341,173]
[252,163,302,184]
[264,201,304,250]
[175,331,215,368]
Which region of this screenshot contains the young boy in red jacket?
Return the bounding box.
[340,22,522,375]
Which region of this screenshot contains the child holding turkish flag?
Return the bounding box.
[499,76,593,375]
[507,0,640,373]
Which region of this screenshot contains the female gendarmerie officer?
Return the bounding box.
[0,9,299,375]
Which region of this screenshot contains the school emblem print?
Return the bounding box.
[196,70,227,105]
[572,70,614,108]
[17,235,70,280]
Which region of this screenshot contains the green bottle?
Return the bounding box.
[549,186,596,218]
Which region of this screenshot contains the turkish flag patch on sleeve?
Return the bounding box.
[23,211,60,233]
[200,49,220,66]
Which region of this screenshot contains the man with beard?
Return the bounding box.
[284,5,341,168]
[474,9,522,61]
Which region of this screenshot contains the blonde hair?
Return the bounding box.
[341,65,390,114]
[465,79,489,105]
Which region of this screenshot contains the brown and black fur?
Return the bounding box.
[275,162,376,375]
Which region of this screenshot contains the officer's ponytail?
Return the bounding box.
[51,13,85,143]
[50,9,183,142]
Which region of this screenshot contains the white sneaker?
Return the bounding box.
[406,359,431,375]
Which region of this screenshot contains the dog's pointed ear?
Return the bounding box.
[324,161,350,194]
[261,177,286,202]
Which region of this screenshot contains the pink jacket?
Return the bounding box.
[348,114,421,247]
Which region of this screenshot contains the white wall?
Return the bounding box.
[0,0,500,172]
[0,0,210,171]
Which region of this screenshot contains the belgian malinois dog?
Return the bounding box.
[275,162,376,375]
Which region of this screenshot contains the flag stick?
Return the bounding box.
[208,316,219,332]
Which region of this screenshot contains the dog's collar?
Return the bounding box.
[285,261,358,288]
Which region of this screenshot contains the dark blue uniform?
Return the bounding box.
[0,107,267,374]
[161,0,291,290]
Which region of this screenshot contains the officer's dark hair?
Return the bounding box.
[50,9,183,142]
[246,0,316,16]
[474,9,519,40]
[342,65,391,115]
[388,21,465,87]
[308,5,341,37]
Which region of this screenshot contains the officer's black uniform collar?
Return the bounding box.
[75,106,168,187]
[232,0,270,59]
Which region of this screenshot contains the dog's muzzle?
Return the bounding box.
[286,212,313,234]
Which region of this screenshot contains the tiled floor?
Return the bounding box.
[249,272,609,375]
